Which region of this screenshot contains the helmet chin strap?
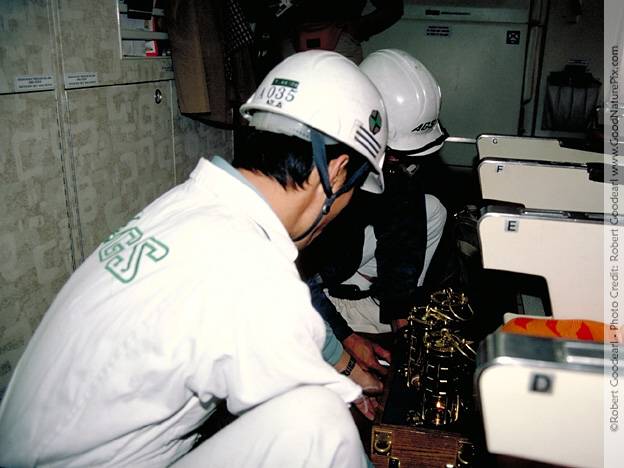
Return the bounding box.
[291,129,369,243]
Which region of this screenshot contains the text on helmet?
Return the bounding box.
[411,119,438,133]
[259,78,299,109]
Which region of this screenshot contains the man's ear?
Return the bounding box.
[327,154,350,190]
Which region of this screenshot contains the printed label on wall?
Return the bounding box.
[14,75,55,92]
[65,72,99,88]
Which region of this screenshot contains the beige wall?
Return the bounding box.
[0,0,233,398]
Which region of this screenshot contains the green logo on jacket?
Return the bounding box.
[99,221,169,284]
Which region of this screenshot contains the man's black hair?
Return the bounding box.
[232,129,373,190]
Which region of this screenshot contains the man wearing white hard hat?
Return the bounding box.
[301,49,448,374]
[0,51,387,468]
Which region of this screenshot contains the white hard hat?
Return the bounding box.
[240,50,387,193]
[360,49,446,156]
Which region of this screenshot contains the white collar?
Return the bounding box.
[190,157,298,263]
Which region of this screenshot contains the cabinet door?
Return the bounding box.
[58,0,173,88]
[66,81,175,259]
[0,92,73,397]
[0,0,57,94]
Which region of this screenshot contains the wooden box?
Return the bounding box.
[370,423,469,468]
[369,363,474,468]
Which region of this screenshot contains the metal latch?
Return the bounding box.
[372,428,393,455]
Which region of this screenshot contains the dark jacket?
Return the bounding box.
[167,0,256,126]
[298,165,428,340]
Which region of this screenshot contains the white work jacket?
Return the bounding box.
[0,157,361,467]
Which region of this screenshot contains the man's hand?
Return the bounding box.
[391,318,409,332]
[350,360,383,395]
[342,333,391,377]
[333,351,383,395]
[353,395,380,421]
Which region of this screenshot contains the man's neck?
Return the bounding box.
[238,169,320,248]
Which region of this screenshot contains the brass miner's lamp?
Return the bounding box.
[401,289,476,428]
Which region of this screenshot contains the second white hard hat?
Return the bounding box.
[360,49,446,157]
